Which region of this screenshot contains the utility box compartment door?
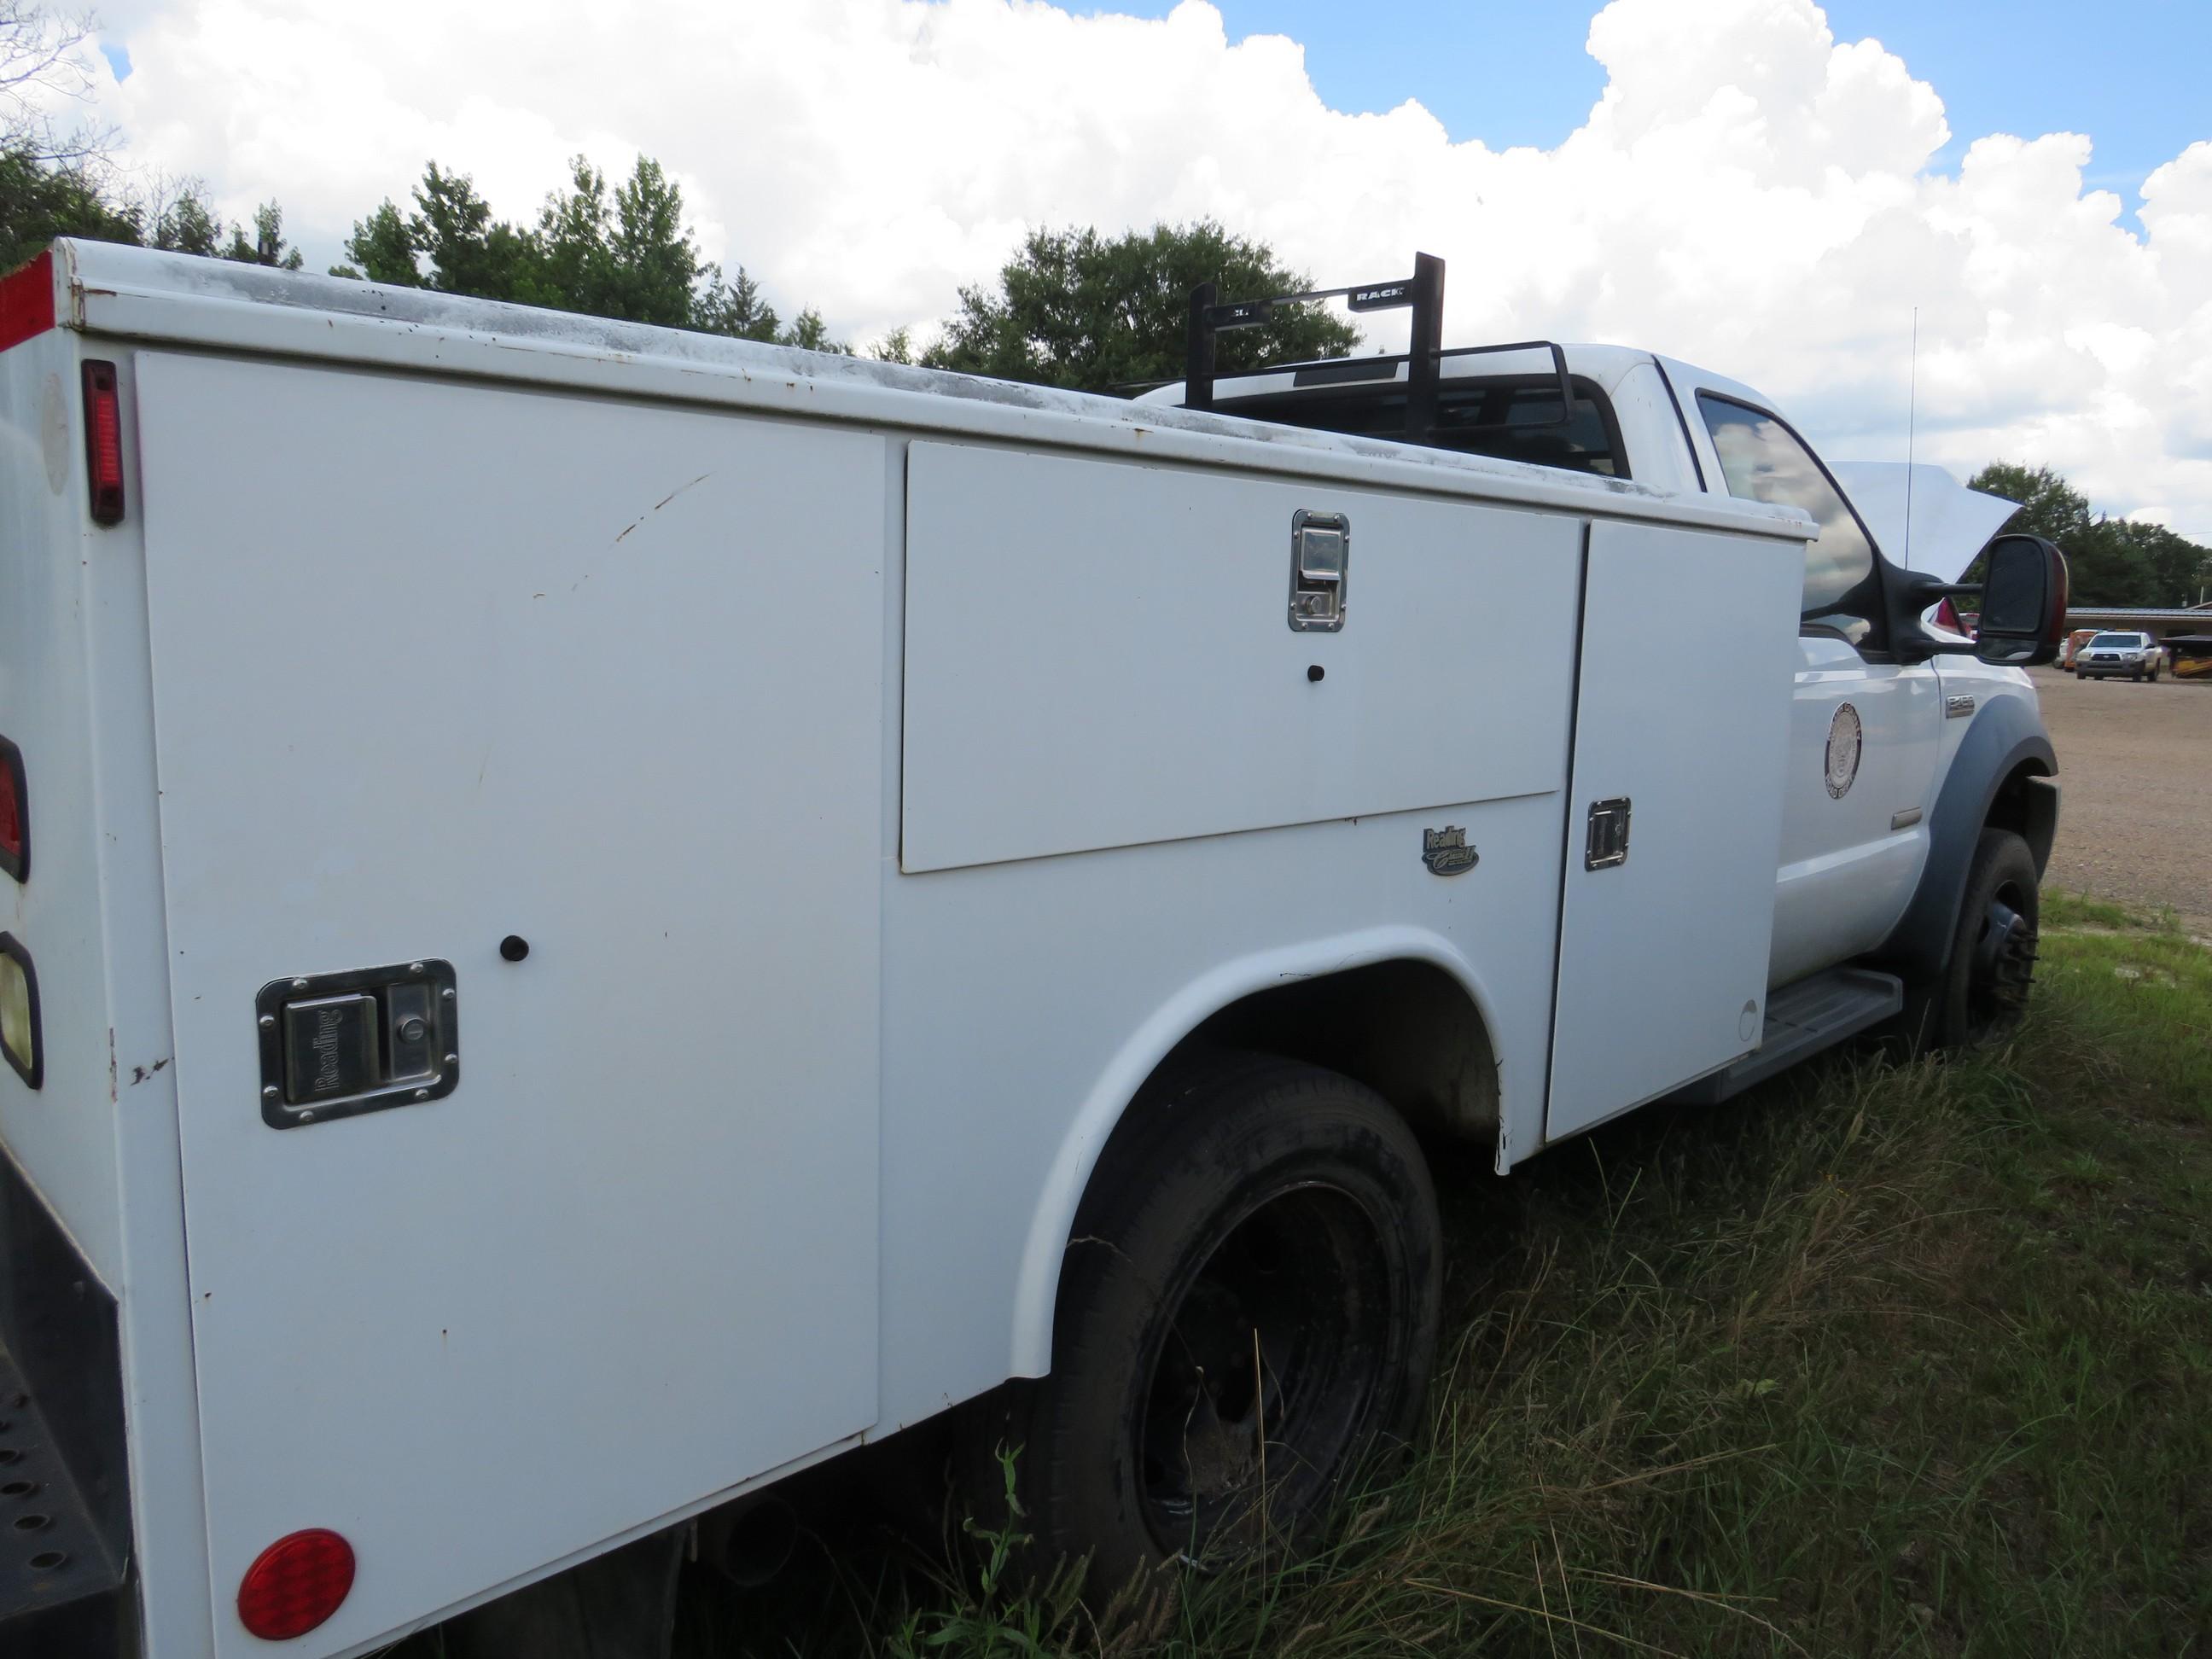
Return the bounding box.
[135,352,886,1657]
[1545,519,1800,1141]
[900,441,1584,873]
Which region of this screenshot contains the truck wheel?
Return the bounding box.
[1003,1057,1441,1592]
[1903,828,2040,1051]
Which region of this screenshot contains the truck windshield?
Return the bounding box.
[1212,377,1627,479]
[2089,634,2140,648]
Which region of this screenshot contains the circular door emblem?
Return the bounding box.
[1825,702,1863,799]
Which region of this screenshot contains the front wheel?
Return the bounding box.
[1000,1057,1441,1592]
[1902,828,2040,1051]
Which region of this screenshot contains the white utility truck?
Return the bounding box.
[0,243,2060,1657]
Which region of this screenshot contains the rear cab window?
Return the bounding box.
[1214,373,1629,480]
[1696,393,1886,650]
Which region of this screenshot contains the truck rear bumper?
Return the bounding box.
[0,1152,134,1653]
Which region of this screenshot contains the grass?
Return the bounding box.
[679,892,2212,1657]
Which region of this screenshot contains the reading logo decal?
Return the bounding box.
[1825,702,1863,800]
[1422,826,1479,876]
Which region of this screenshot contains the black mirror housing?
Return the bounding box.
[1884,533,2068,667]
[1973,533,2069,667]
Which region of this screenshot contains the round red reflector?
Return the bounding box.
[237,1528,355,1641]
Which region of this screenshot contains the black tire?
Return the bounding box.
[1902,828,2040,1051]
[998,1056,1441,1592]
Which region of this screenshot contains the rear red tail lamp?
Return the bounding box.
[0,734,23,881]
[83,359,125,526]
[237,1529,355,1641]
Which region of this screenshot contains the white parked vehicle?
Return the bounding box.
[2076,631,2163,680]
[0,244,2062,1658]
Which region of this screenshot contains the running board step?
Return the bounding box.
[1669,967,1903,1106]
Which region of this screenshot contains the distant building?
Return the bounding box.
[2063,605,2212,646]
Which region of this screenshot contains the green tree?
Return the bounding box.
[364,154,845,346]
[330,198,419,284]
[409,162,545,303]
[1969,463,2092,546]
[0,144,137,270]
[872,324,916,365]
[148,184,222,257]
[693,261,780,340]
[608,157,697,326]
[1970,461,2211,606]
[921,220,1360,393]
[222,200,304,270]
[534,156,615,313]
[779,306,847,354]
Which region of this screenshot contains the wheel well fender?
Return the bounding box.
[1006,928,1502,1380]
[1878,697,2056,978]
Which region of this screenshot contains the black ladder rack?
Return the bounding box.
[1182,252,1576,446]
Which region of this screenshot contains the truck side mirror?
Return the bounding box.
[1883,533,2069,667]
[1972,534,2069,667]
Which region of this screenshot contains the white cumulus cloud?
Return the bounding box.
[70,0,2212,541]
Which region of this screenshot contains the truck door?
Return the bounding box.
[1546,519,1800,1142]
[1658,361,1946,988]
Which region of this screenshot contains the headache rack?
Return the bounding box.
[1182,252,1575,445]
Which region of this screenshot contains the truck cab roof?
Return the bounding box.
[1134,343,1773,489]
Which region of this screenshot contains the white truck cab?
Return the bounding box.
[1140,276,2058,1033]
[0,243,2062,1658]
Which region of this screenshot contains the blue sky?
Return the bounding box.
[1109,1,2209,209]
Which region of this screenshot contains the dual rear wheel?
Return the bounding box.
[995,1058,1442,1592]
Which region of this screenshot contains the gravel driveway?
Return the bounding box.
[2030,664,2212,935]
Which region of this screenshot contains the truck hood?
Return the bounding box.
[1830,461,2020,585]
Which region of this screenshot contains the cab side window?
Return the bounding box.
[1697,393,1885,648]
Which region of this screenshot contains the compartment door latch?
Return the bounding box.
[1288,509,1348,632]
[256,959,459,1128]
[1586,797,1632,870]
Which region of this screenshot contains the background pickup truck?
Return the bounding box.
[2076,630,2165,680]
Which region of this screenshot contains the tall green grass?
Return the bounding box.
[689,897,2212,1656]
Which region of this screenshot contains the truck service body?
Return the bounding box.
[0,242,2058,1656]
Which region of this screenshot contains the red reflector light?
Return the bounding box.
[0,735,23,882]
[236,1529,355,1641]
[83,359,125,526]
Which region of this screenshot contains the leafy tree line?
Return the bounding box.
[330,156,843,351]
[1969,463,2210,608]
[1,138,308,272]
[917,222,1357,387]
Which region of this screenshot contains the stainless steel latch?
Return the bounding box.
[1289,509,1348,632]
[1586,797,1632,870]
[256,959,459,1128]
